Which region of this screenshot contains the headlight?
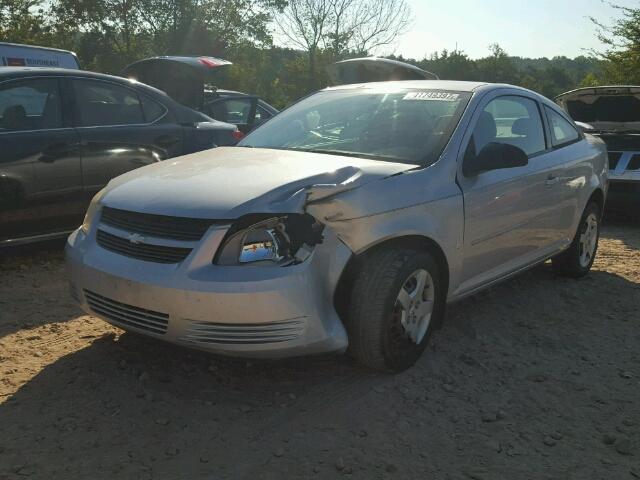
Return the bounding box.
[215,214,324,266]
[81,188,107,234]
[239,225,285,263]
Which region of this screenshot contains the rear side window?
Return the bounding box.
[73,79,144,127]
[473,96,546,157]
[141,95,166,123]
[545,106,580,147]
[0,78,62,131]
[255,105,273,122]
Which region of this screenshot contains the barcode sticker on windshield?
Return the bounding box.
[403,92,460,102]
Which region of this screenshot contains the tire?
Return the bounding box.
[347,248,446,372]
[552,201,601,278]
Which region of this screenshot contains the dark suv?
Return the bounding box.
[0,67,240,245]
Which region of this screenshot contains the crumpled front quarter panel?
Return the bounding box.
[307,162,465,299]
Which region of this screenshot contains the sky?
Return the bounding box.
[390,0,637,60]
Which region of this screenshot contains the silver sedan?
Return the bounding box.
[66,80,608,372]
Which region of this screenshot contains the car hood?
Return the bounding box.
[101,147,417,220]
[556,86,640,133]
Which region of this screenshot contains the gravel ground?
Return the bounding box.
[0,217,639,480]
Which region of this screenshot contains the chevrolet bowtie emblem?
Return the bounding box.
[128,233,145,245]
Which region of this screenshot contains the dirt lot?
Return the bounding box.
[1,217,639,480]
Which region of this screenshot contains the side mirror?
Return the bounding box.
[463,142,528,176]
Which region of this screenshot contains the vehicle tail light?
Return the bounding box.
[198,57,222,68]
[232,130,245,141]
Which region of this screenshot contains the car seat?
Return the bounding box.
[2,105,28,130]
[511,117,542,154]
[473,111,497,153]
[41,94,61,129]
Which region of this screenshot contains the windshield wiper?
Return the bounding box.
[290,148,405,162]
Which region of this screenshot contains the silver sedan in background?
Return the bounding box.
[66,80,608,372]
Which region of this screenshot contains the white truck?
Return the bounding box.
[0,42,80,69]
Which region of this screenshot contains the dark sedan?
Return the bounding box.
[0,67,240,245]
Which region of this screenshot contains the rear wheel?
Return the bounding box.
[552,201,601,278]
[347,248,445,372]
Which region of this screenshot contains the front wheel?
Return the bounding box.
[552,201,601,278]
[347,248,446,372]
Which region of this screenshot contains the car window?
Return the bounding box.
[240,89,472,165]
[73,79,144,127]
[209,98,253,124]
[545,106,580,147]
[140,95,166,123]
[0,78,62,131]
[471,96,546,157]
[255,105,272,122]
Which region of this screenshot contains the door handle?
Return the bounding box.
[545,175,560,187]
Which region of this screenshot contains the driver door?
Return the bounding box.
[456,93,561,295]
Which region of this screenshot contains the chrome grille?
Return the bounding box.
[100,206,216,241]
[97,229,192,264]
[84,290,168,334]
[183,319,306,345]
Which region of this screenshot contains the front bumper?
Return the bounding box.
[66,224,351,358]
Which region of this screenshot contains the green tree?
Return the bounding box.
[273,0,410,89]
[418,49,477,81]
[475,43,520,84]
[591,3,640,84]
[579,72,601,87]
[0,0,50,44]
[49,0,283,73]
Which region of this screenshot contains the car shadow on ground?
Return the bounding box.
[1,263,638,479]
[603,211,640,251]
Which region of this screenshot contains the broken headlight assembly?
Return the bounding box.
[214,214,324,266]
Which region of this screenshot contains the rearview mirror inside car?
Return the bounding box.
[463,142,529,176]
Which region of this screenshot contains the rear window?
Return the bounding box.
[73,79,144,127]
[545,106,580,147]
[141,95,166,123]
[240,88,471,165]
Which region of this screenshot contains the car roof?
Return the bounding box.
[325,80,490,92]
[0,66,168,94]
[0,66,123,80]
[0,42,77,55]
[323,80,559,107]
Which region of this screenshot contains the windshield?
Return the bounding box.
[239,88,471,165]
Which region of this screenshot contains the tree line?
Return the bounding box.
[1,0,638,108]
